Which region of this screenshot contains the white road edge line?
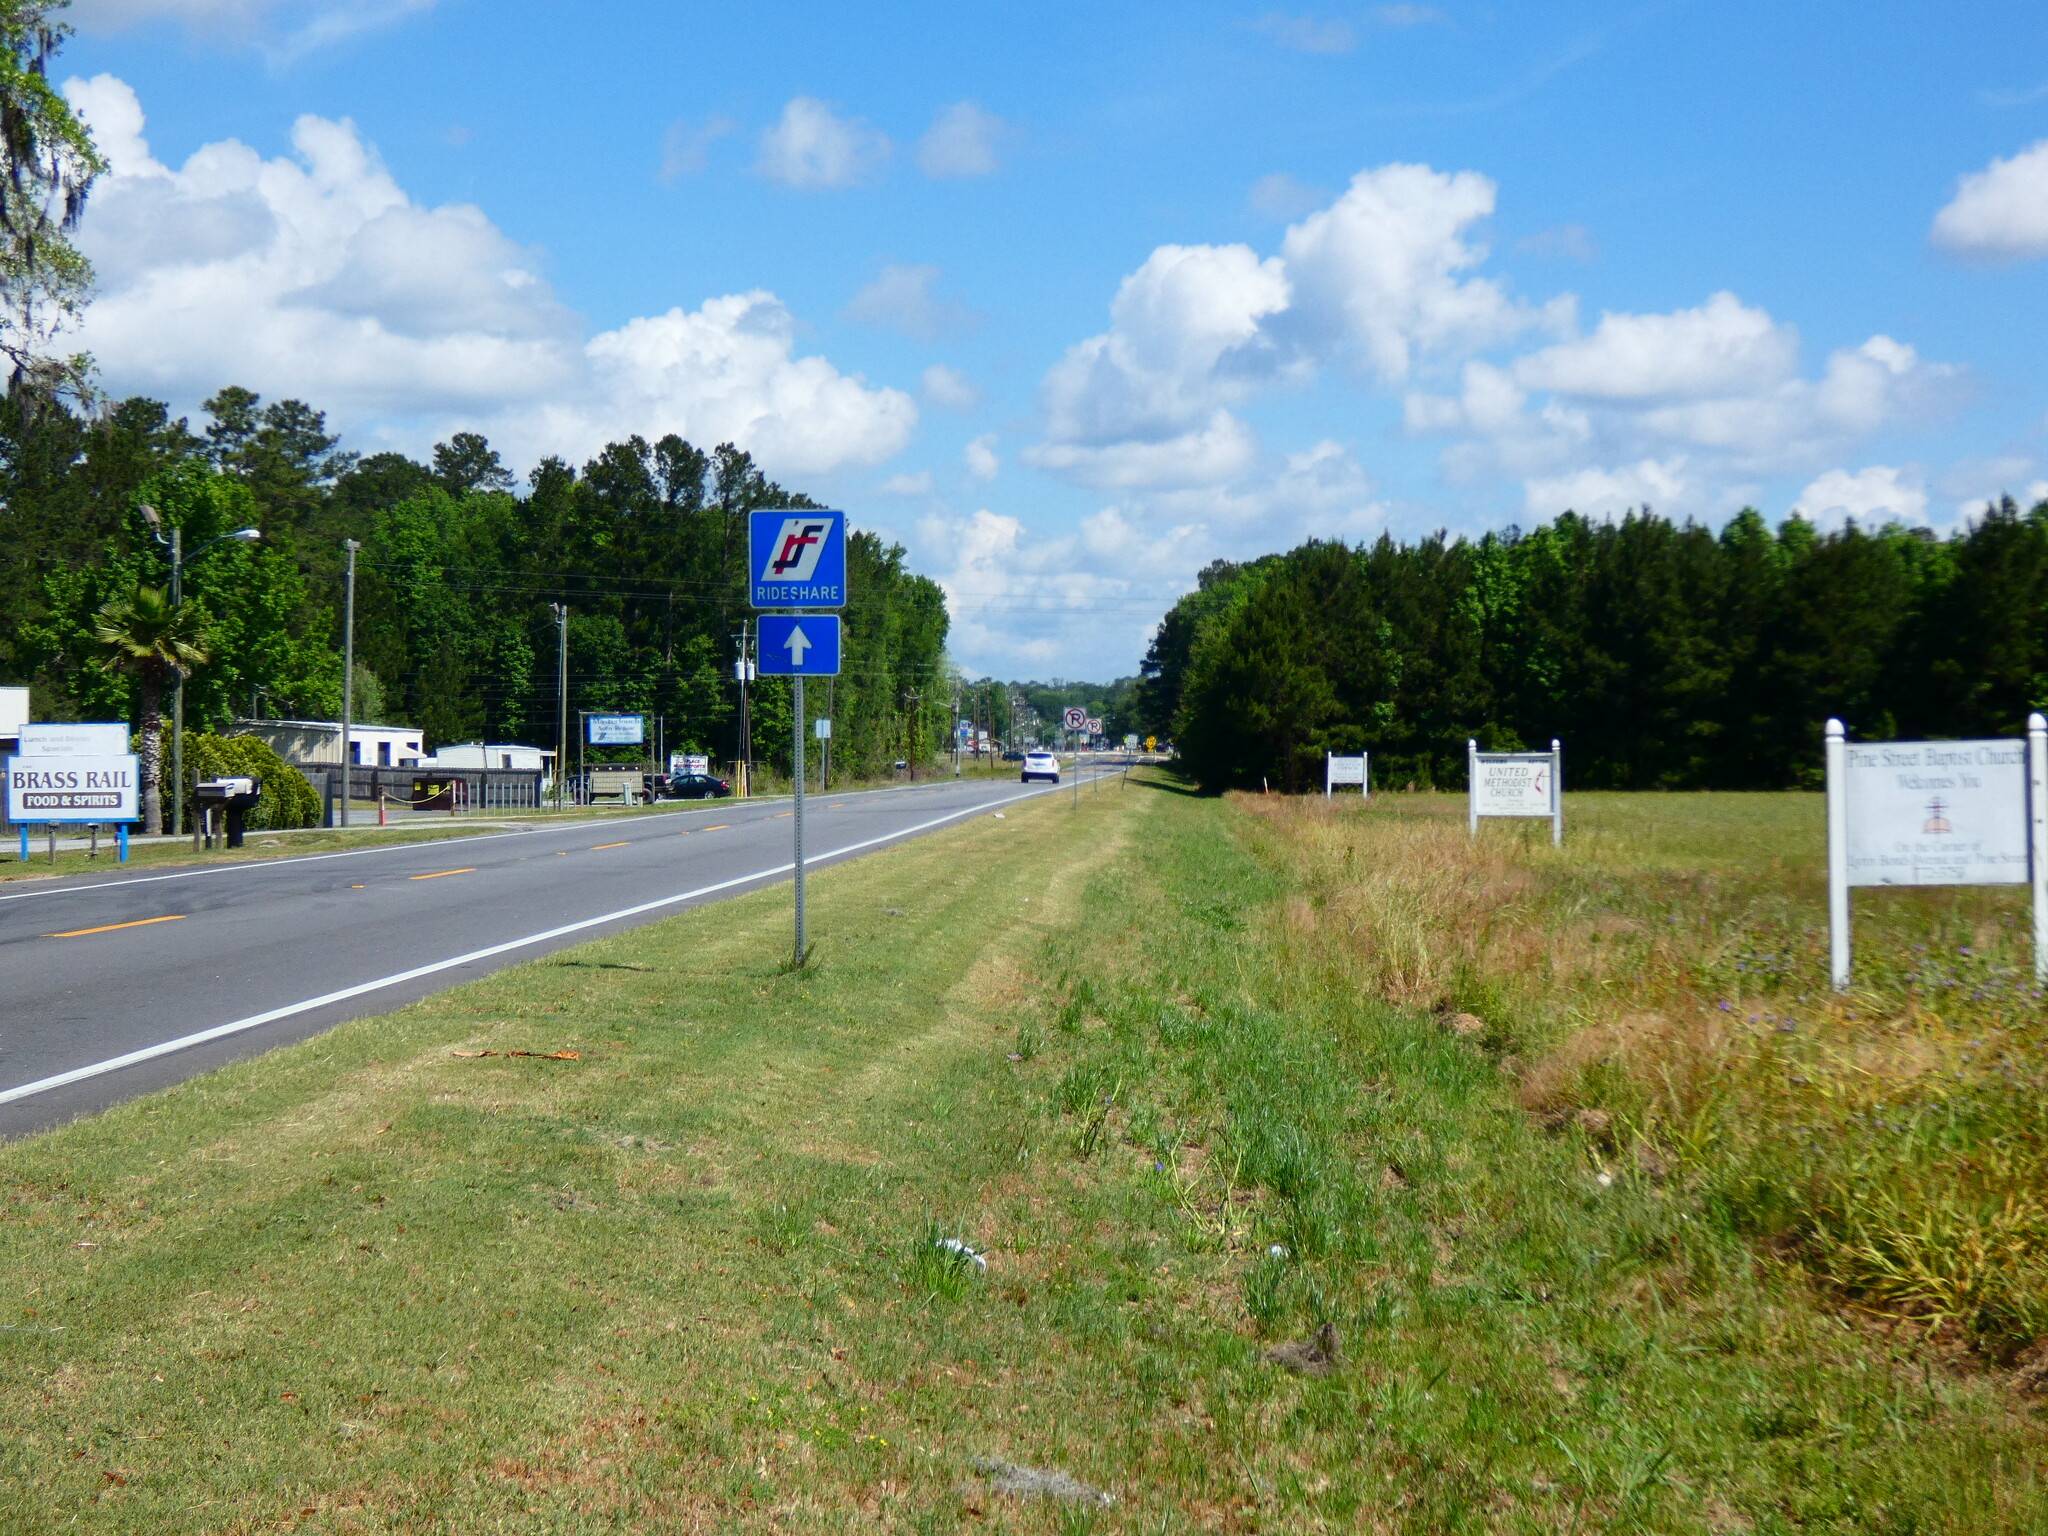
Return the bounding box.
[0,779,1083,1108]
[0,772,1081,906]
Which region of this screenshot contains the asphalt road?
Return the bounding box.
[0,770,1109,1138]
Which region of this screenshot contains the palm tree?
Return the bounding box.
[94,585,208,835]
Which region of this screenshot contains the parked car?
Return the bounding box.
[658,772,732,800]
[1021,749,1061,783]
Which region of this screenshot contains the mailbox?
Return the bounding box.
[194,775,263,848]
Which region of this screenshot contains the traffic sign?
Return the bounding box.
[1085,716,1103,735]
[757,613,841,675]
[1062,706,1086,731]
[750,510,847,608]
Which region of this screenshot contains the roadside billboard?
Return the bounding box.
[5,755,141,822]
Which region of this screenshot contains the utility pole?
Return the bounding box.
[341,539,359,827]
[551,602,569,808]
[140,507,259,838]
[733,621,754,794]
[170,525,183,837]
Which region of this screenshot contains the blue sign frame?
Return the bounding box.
[750,510,847,608]
[757,614,842,676]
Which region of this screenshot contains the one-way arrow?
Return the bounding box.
[784,623,812,666]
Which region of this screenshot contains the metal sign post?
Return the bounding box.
[756,607,844,969]
[1063,706,1085,807]
[793,676,806,961]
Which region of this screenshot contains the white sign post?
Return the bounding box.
[1825,715,2047,990]
[1467,738,1562,846]
[1325,753,1368,798]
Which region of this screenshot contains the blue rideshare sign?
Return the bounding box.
[750,511,847,608]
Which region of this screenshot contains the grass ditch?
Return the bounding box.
[0,776,2043,1531]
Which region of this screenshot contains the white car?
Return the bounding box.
[1021,750,1061,783]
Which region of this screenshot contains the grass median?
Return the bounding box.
[1,777,2043,1532]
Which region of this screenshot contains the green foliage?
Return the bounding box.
[179,732,321,830]
[4,394,952,785]
[1157,500,2048,791]
[0,1,105,381]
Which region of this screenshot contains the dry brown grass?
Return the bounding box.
[1236,788,2048,1360]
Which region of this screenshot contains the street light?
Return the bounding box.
[140,506,261,836]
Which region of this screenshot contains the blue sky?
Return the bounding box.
[55,0,2048,677]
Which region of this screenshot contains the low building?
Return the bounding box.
[423,741,554,773]
[232,718,426,768]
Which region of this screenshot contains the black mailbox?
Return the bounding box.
[194,775,263,849]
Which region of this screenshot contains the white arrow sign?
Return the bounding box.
[784,624,812,666]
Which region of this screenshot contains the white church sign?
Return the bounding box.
[1825,716,2048,989]
[1325,753,1368,797]
[1468,739,1563,846]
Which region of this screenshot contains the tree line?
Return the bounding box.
[2,387,954,814]
[1135,503,2048,793]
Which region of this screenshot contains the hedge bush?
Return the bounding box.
[176,733,322,830]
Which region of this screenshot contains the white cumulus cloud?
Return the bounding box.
[963,432,999,480]
[916,102,1006,178]
[921,364,981,412]
[1931,140,2048,261]
[1792,465,1929,528]
[1028,242,1291,486]
[1029,162,1559,494]
[755,97,891,190]
[1514,292,1797,400]
[64,75,914,476]
[843,264,979,339]
[658,115,735,183]
[1524,458,1691,519]
[1281,164,1569,383]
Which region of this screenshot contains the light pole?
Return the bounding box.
[140,506,259,837]
[340,539,359,826]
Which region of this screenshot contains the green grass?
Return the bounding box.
[1,777,2043,1532]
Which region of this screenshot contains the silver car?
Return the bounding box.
[1021,750,1061,783]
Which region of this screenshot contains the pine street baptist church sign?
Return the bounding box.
[1826,715,2048,989]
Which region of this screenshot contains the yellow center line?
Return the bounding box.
[590,841,631,850]
[701,825,729,831]
[409,868,477,881]
[774,812,793,819]
[829,804,847,809]
[48,914,185,939]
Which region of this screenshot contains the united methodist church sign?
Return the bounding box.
[1826,716,2048,989]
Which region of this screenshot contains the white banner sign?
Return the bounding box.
[1326,753,1368,794]
[1840,738,2029,886]
[18,722,128,757]
[5,754,141,821]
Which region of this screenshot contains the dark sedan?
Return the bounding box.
[654,772,732,800]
